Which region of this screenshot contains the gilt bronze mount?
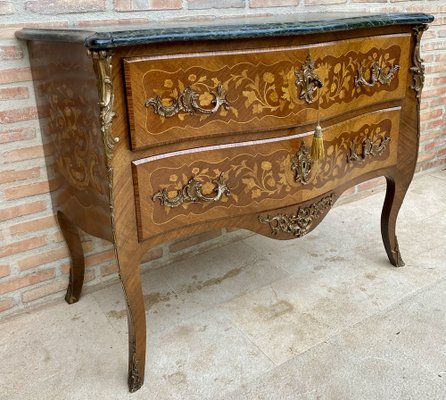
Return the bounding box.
[295,54,323,104]
[258,193,336,237]
[145,84,230,117]
[153,173,231,208]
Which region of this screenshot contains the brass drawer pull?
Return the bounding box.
[355,62,399,87]
[295,54,323,104]
[153,173,231,208]
[348,136,391,163]
[145,83,230,117]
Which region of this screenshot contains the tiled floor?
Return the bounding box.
[1,169,446,400]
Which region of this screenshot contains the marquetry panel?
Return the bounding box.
[132,107,400,241]
[124,34,409,151]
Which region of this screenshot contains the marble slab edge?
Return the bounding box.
[15,13,434,50]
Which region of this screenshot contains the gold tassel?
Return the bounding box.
[311,123,324,161]
[311,90,325,161]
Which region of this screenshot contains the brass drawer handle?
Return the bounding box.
[347,136,391,163]
[355,62,399,87]
[153,173,231,208]
[295,54,323,104]
[145,83,230,118]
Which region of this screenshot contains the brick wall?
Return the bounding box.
[0,0,445,319]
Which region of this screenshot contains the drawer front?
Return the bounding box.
[124,34,409,151]
[132,108,400,241]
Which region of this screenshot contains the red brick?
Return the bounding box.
[429,96,446,107]
[250,0,297,6]
[0,127,36,144]
[420,108,443,122]
[85,249,115,268]
[0,201,47,222]
[423,41,446,51]
[4,180,53,200]
[19,247,68,271]
[356,177,386,192]
[82,241,94,253]
[152,0,182,8]
[141,247,163,263]
[10,215,56,236]
[418,151,436,163]
[0,298,14,313]
[0,1,12,15]
[437,147,446,157]
[0,236,48,258]
[435,54,446,63]
[21,280,67,303]
[431,76,446,86]
[0,87,29,101]
[407,5,446,13]
[77,18,149,27]
[423,119,445,130]
[421,130,446,141]
[0,106,38,124]
[114,0,182,10]
[424,141,436,151]
[188,0,244,9]
[0,68,32,84]
[0,21,69,40]
[0,269,55,295]
[422,87,446,99]
[0,45,24,61]
[432,16,446,26]
[426,63,446,75]
[166,14,216,22]
[25,0,105,14]
[101,263,118,276]
[50,231,65,244]
[169,229,221,253]
[418,158,446,172]
[419,100,429,110]
[3,144,47,162]
[0,167,40,185]
[305,0,346,4]
[0,265,10,278]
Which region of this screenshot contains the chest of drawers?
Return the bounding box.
[17,12,433,392]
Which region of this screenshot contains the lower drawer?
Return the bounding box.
[132,108,400,241]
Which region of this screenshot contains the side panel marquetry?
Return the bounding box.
[124,34,409,151]
[132,108,400,241]
[28,41,112,239]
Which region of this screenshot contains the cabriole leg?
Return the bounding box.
[381,176,411,267]
[115,246,146,393]
[57,211,86,304]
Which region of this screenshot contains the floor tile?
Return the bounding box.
[221,279,446,400]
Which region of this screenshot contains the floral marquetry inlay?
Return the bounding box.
[317,46,400,106]
[45,80,108,198]
[135,38,405,142]
[147,115,395,225]
[144,45,400,122]
[149,151,300,221]
[145,114,393,222]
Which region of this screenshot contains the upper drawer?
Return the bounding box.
[124,34,410,151]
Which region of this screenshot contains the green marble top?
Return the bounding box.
[16,13,434,50]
